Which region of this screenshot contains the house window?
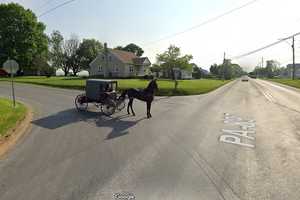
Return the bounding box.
[98,65,103,72]
[114,66,119,72]
[129,66,134,72]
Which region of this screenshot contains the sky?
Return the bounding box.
[2,0,300,71]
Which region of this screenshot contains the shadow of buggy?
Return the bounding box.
[32,108,146,140]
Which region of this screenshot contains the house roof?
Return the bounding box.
[132,57,150,65]
[109,49,138,64]
[109,49,151,65]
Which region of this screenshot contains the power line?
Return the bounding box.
[231,32,300,60]
[143,0,260,47]
[38,0,77,18]
[37,0,56,10]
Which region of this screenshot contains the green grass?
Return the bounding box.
[268,79,300,89]
[0,76,230,96]
[0,98,27,137]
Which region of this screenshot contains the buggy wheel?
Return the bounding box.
[101,99,116,116]
[75,94,88,111]
[116,99,126,111]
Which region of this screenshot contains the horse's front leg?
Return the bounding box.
[147,101,152,118]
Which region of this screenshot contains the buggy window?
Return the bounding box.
[112,83,117,91]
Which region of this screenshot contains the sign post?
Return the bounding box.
[3,59,19,108]
[173,67,180,91]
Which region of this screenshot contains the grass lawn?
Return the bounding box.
[268,79,300,89]
[0,98,27,137]
[0,76,231,96]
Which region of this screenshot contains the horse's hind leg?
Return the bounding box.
[128,98,135,116]
[130,99,135,116]
[127,98,132,115]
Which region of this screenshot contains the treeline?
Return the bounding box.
[0,3,206,78]
[249,60,287,78]
[209,60,246,80]
[0,3,145,76]
[0,2,239,79]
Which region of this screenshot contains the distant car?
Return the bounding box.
[0,69,8,77]
[241,76,249,82]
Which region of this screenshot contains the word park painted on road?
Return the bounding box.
[219,113,256,148]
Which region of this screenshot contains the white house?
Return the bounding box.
[180,69,193,79]
[286,64,300,78]
[89,44,151,78]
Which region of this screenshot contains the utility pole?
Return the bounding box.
[260,56,263,78]
[292,36,296,80]
[223,52,226,81]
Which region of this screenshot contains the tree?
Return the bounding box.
[177,55,193,71]
[77,39,103,69]
[114,46,124,50]
[192,63,203,79]
[32,56,48,76]
[63,34,80,76]
[156,45,193,79]
[150,64,162,77]
[49,30,64,69]
[121,43,144,57]
[223,59,234,80]
[231,63,244,77]
[32,56,54,77]
[251,60,280,78]
[277,67,288,77]
[0,3,48,72]
[265,60,280,78]
[253,66,267,78]
[209,62,244,80]
[210,64,219,76]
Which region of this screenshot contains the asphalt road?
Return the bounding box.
[1,79,300,200]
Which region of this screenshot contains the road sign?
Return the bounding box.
[3,59,19,74]
[2,59,18,107]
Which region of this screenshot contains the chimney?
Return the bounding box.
[104,42,108,53]
[104,43,108,68]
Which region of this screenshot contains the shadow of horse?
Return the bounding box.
[32,109,146,140]
[95,116,146,140]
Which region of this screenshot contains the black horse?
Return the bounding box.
[119,79,158,118]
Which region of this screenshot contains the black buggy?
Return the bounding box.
[75,79,125,116]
